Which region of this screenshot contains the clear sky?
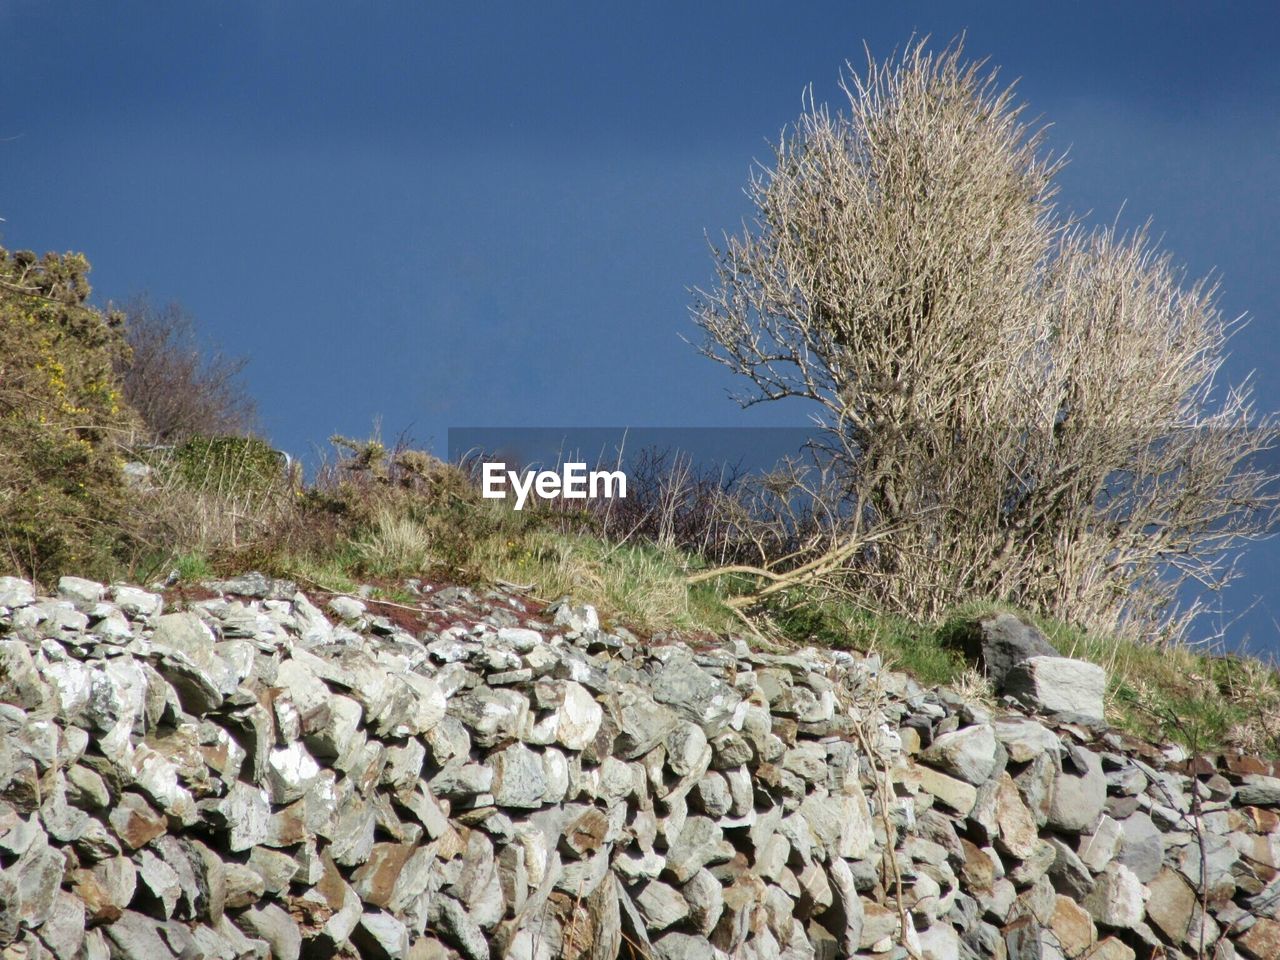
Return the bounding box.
[2,2,1279,653]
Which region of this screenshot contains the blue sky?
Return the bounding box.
[2,2,1279,652]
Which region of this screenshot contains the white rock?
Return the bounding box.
[1004,656,1106,724]
[555,681,603,750]
[266,743,321,804]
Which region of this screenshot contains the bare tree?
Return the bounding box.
[117,296,258,443]
[693,39,1279,639]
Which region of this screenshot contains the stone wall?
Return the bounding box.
[0,573,1277,960]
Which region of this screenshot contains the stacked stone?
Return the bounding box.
[0,575,1277,960]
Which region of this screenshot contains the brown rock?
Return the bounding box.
[1238,917,1280,960]
[958,839,995,892]
[351,843,415,908]
[1050,895,1096,958]
[108,793,166,849]
[993,772,1039,860]
[560,807,609,859]
[1242,806,1280,834]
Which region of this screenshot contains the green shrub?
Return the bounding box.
[0,248,139,582]
[168,435,285,496]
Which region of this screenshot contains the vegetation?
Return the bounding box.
[117,296,257,442]
[0,248,139,581]
[1,42,1278,757]
[693,40,1279,643]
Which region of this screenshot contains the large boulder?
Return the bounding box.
[959,613,1059,686]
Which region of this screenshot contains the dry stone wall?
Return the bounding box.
[0,573,1277,960]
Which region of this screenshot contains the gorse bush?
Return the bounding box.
[693,40,1279,640]
[0,247,139,580]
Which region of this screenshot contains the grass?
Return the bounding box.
[12,426,1277,758]
[764,592,1280,757]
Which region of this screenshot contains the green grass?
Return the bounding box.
[764,592,1280,757]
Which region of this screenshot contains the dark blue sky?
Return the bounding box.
[3,3,1279,652]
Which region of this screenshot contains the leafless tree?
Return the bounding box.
[692,38,1279,639]
[117,296,257,443]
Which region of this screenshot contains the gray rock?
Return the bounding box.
[430,894,491,960]
[1236,774,1280,807]
[962,613,1059,686]
[1047,746,1106,833]
[552,601,599,635]
[798,791,876,861]
[614,685,680,759]
[635,880,690,931]
[666,816,728,883]
[1115,811,1164,883]
[922,724,1000,785]
[648,651,741,735]
[1081,863,1147,930]
[238,902,302,960]
[353,911,410,960]
[0,576,35,608]
[992,718,1061,763]
[111,585,163,619]
[1003,657,1106,724]
[57,576,104,609]
[652,932,718,960]
[489,744,548,808]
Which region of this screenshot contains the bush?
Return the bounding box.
[693,40,1279,639]
[0,247,139,581]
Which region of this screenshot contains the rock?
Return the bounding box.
[614,686,680,759]
[353,912,410,960]
[0,576,35,608]
[1003,657,1106,724]
[238,903,302,960]
[1144,868,1196,946]
[652,932,718,960]
[648,651,741,735]
[902,761,979,816]
[489,744,548,809]
[681,869,724,936]
[554,682,604,750]
[1236,775,1280,807]
[1048,747,1106,833]
[635,881,690,931]
[112,585,163,618]
[1081,863,1146,930]
[917,922,962,960]
[38,890,85,959]
[1237,918,1280,960]
[1081,938,1135,960]
[962,612,1059,686]
[57,576,104,609]
[104,910,181,959]
[922,724,1000,785]
[798,791,876,860]
[993,773,1040,860]
[666,816,727,883]
[552,601,599,634]
[266,743,321,804]
[1049,895,1096,958]
[993,718,1061,763]
[1115,812,1164,883]
[430,894,490,960]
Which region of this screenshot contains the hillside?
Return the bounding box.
[1,572,1278,959]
